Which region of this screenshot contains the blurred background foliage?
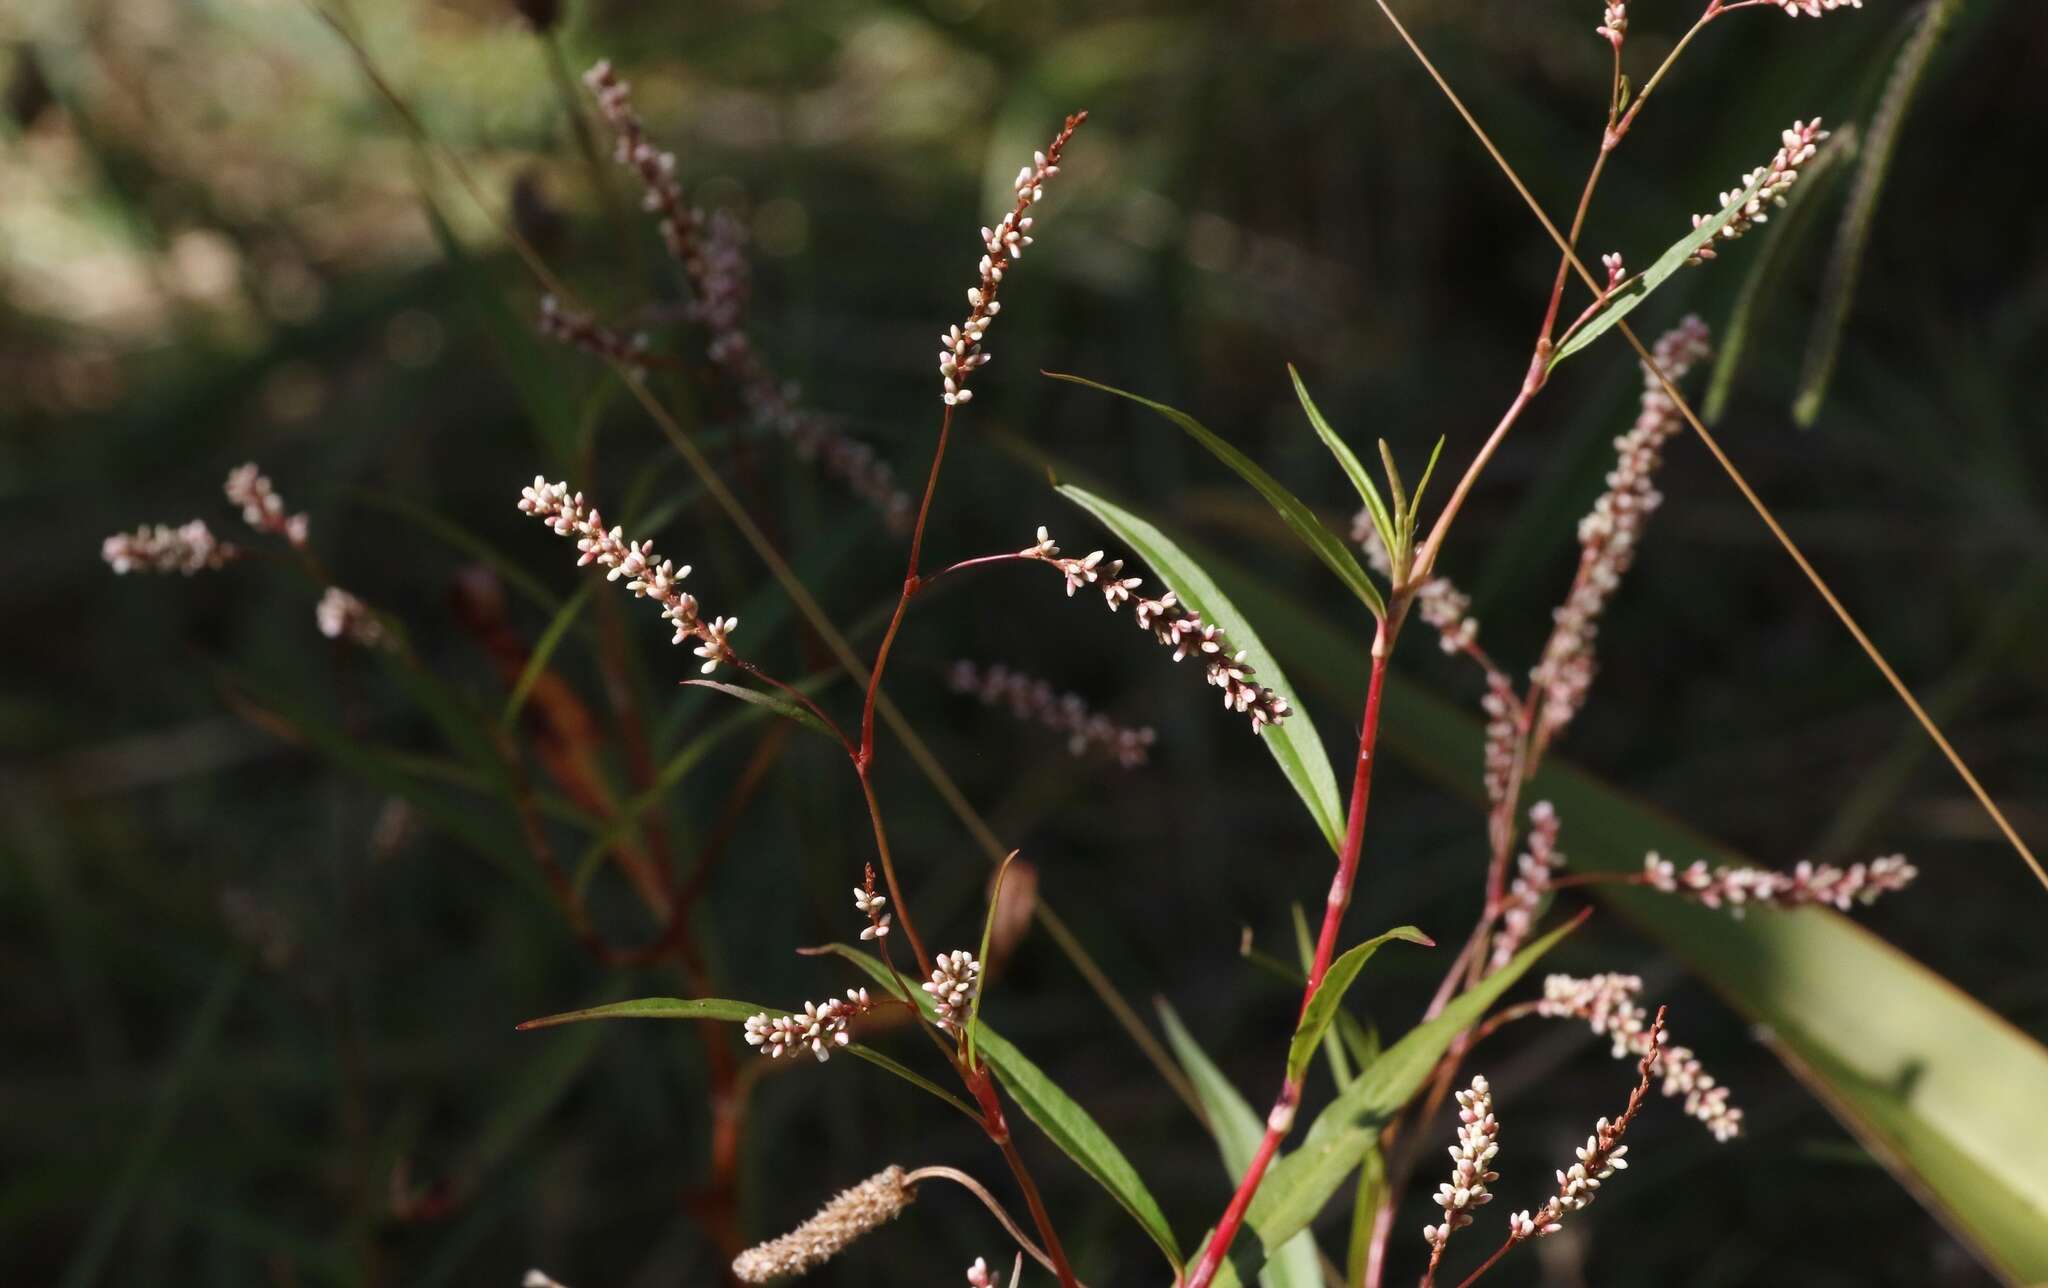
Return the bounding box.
[4,0,2045,1284]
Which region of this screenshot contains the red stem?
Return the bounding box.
[859,405,954,766]
[1185,617,1394,1288]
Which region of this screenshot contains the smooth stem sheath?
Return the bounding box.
[1184,617,1394,1288]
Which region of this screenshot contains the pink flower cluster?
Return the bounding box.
[577,62,910,529]
[102,520,238,575]
[948,660,1156,768]
[1422,1076,1500,1253]
[1642,852,1916,914]
[224,463,308,548]
[742,990,876,1062]
[1489,801,1564,971]
[517,477,736,673]
[940,112,1086,407]
[1538,973,1742,1141]
[923,951,981,1035]
[1024,528,1291,733]
[1689,119,1829,264]
[1530,317,1711,740]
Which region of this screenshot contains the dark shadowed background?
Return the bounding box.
[4,0,2045,1284]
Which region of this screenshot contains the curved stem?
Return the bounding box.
[857,768,934,978]
[903,1166,1064,1280]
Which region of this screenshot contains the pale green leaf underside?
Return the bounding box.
[1055,483,1345,852]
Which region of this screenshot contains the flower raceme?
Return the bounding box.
[1688,119,1829,264]
[515,477,736,674]
[948,660,1156,768]
[939,113,1087,407]
[1022,526,1292,733]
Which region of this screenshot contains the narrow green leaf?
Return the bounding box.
[679,679,837,741]
[1249,919,1580,1251]
[1054,483,1345,852]
[1549,166,1773,369]
[515,993,978,1118]
[841,1045,982,1121]
[516,996,763,1030]
[1287,926,1433,1083]
[825,945,1182,1271]
[966,852,1019,1069]
[1407,435,1447,548]
[1050,371,1385,619]
[1346,1146,1387,1288]
[1289,904,1357,1088]
[502,580,595,729]
[1792,0,1960,426]
[1289,364,1397,565]
[1160,1003,1321,1288]
[1376,439,1409,538]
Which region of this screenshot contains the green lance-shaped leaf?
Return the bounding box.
[1160,1004,1323,1288]
[1246,917,1582,1252]
[1049,372,1386,619]
[679,678,838,741]
[822,944,1183,1273]
[965,851,1020,1069]
[1055,483,1345,853]
[1286,925,1434,1083]
[1288,364,1397,566]
[1549,165,1773,370]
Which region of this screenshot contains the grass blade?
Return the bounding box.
[1792,0,1962,426]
